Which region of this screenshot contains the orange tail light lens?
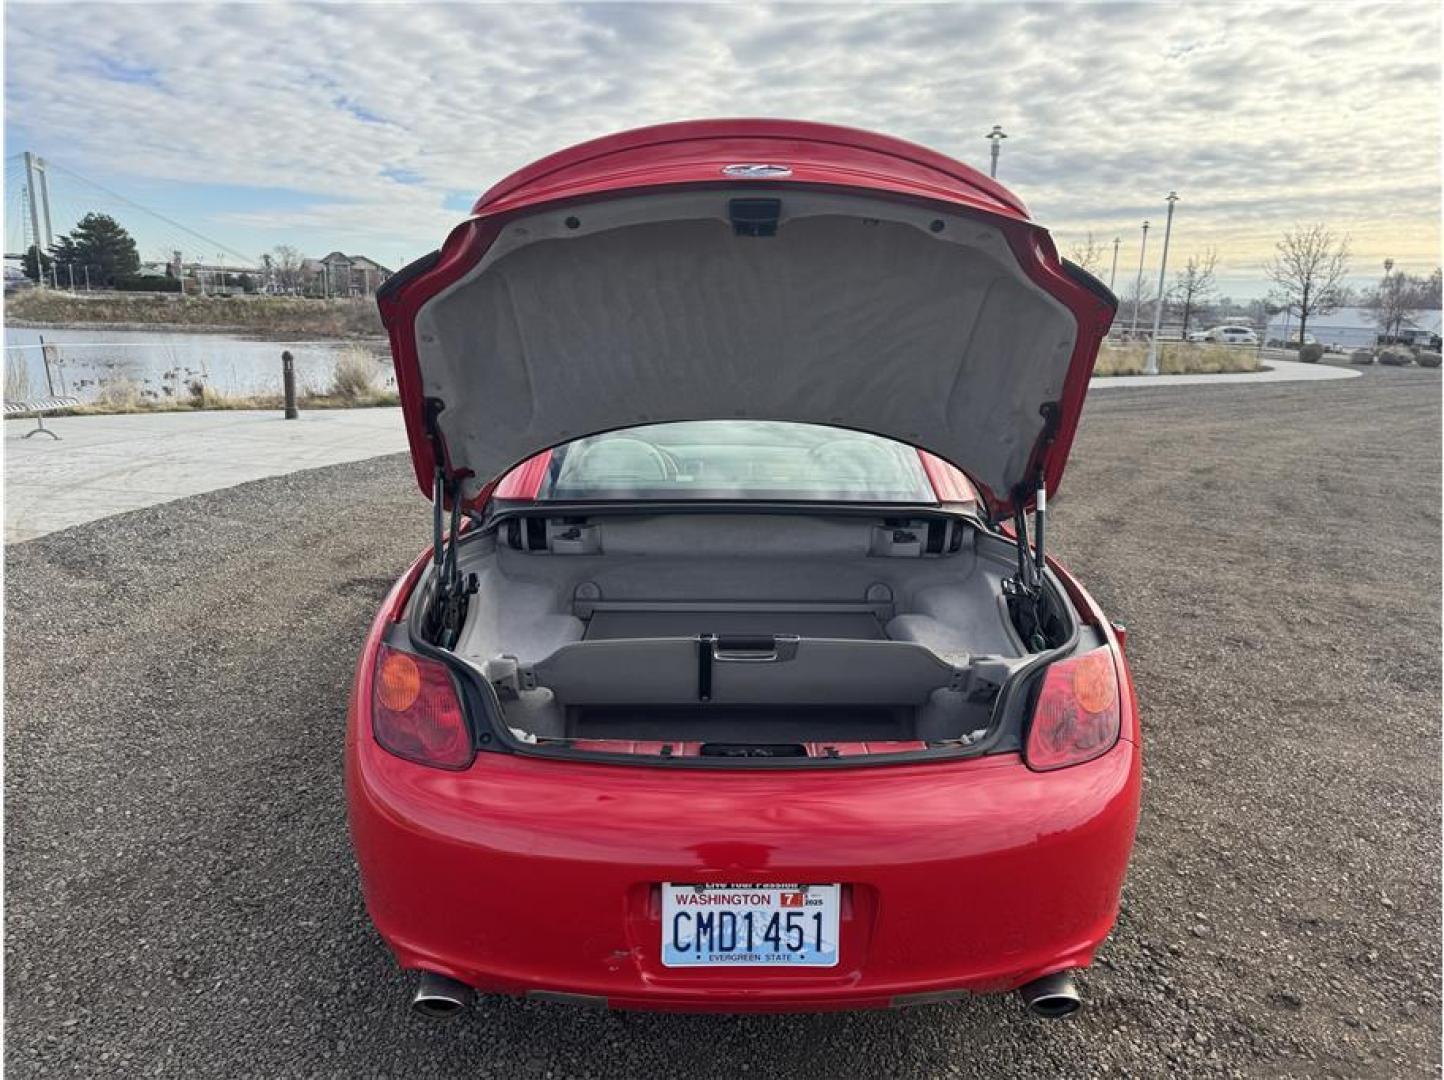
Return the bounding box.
[1025,645,1121,771]
[372,644,474,770]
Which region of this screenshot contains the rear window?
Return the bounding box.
[537,421,936,503]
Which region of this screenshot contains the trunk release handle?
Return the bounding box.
[711,635,800,663]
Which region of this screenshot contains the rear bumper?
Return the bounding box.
[346,706,1142,1012]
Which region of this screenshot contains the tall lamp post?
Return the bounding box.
[1109,236,1121,291]
[986,125,1007,179]
[1144,191,1179,375]
[1128,220,1151,337]
[1382,258,1395,342]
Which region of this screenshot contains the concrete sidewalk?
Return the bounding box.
[4,408,408,543]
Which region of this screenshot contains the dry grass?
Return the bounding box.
[50,389,401,415]
[1094,343,1263,377]
[5,353,33,402]
[4,388,400,419]
[328,347,383,401]
[5,290,384,339]
[93,376,143,409]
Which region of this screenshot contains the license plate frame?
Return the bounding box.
[660,883,841,968]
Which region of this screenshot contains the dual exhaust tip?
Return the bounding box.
[411,968,1081,1020]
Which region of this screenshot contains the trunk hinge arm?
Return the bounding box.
[429,467,476,648]
[424,398,476,648]
[1003,401,1060,651]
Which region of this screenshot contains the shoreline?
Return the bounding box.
[5,318,387,343]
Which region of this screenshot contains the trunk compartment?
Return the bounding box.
[436,511,1068,757]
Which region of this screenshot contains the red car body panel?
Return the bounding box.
[376,119,1117,518]
[345,506,1141,1012]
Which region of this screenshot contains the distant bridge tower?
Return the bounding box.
[22,152,55,284]
[23,152,54,251]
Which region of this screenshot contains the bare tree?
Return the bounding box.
[1066,232,1106,275]
[1264,224,1350,344]
[270,245,305,294]
[1366,266,1440,343]
[1170,248,1218,338]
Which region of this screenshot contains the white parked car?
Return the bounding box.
[1202,325,1258,345]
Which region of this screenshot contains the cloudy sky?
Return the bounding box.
[5,1,1440,298]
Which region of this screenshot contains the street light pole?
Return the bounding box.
[1128,221,1151,338]
[986,125,1007,179]
[1382,258,1395,342]
[1109,237,1121,291]
[1145,192,1179,375]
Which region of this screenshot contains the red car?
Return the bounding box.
[347,119,1139,1019]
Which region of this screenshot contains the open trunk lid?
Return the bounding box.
[378,119,1117,516]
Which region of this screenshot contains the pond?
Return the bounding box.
[2,326,394,403]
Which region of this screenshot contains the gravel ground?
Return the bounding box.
[5,365,1440,1078]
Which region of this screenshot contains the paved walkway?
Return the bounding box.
[4,408,408,543]
[1,356,1367,543]
[1089,355,1361,389]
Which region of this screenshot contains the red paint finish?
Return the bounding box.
[346,545,1142,1011]
[377,120,1116,518]
[493,450,552,500]
[917,450,976,505]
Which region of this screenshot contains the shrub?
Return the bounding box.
[1377,349,1414,366]
[1093,343,1261,377]
[1350,349,1374,365]
[329,348,380,400]
[114,275,182,293]
[1297,343,1324,363]
[1417,351,1441,369]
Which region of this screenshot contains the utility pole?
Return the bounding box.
[986,125,1008,179]
[1128,221,1151,337]
[1109,237,1121,291]
[1145,192,1179,375]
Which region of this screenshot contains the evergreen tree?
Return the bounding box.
[49,213,141,286]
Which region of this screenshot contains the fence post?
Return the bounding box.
[38,333,55,397]
[281,350,298,419]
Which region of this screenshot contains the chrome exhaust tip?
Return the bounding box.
[1018,971,1082,1018]
[410,971,473,1019]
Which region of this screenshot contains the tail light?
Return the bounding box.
[372,645,474,770]
[1025,645,1121,771]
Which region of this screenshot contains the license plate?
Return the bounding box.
[661,884,840,967]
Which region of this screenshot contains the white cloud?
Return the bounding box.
[5,1,1440,287]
